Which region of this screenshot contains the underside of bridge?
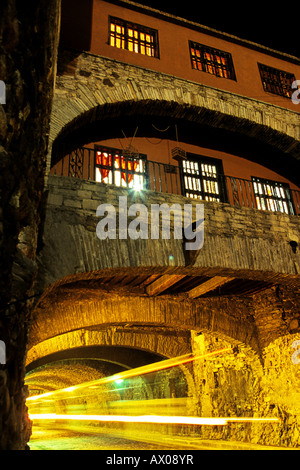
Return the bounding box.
[25,265,300,447]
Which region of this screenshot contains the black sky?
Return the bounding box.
[134,1,299,58]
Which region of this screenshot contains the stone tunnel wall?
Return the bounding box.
[0,0,60,450]
[190,331,300,447]
[27,292,258,364]
[28,172,300,447]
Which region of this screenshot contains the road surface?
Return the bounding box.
[29,423,293,451]
[29,425,182,450]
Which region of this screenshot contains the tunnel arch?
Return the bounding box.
[26,343,168,374]
[25,333,197,404]
[27,269,260,373]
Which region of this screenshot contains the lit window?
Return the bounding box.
[252,177,295,214]
[181,155,226,202]
[95,146,147,191]
[258,64,296,99]
[109,17,159,58]
[189,41,236,80]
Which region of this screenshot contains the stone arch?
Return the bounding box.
[26,326,197,404]
[27,271,260,370]
[49,52,300,181]
[26,327,191,369]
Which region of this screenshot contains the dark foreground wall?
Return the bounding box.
[0,0,60,449]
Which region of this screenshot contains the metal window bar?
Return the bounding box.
[252,177,296,215]
[94,149,147,190]
[258,63,296,99]
[189,41,236,80]
[109,16,159,58]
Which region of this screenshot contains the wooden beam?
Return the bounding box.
[188,276,235,299]
[146,274,186,296]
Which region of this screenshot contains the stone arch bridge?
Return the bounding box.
[48,50,300,183]
[27,178,300,389]
[25,50,300,433]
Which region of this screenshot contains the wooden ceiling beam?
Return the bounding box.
[188,276,235,299]
[146,274,186,296]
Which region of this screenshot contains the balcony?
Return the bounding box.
[50,146,300,217]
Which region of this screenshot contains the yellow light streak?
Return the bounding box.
[27,347,233,403]
[64,386,77,393]
[225,417,280,423]
[28,414,279,425]
[28,414,228,426]
[26,346,280,433]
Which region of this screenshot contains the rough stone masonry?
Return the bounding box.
[0,0,60,449]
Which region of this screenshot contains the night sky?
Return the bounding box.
[134,1,299,58]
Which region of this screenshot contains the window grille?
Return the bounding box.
[258,63,296,99]
[95,146,147,191]
[252,177,295,214]
[181,155,226,202]
[189,41,236,80]
[109,16,159,58]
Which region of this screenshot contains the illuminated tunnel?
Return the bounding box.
[25,345,168,396]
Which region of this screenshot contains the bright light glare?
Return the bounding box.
[115,379,124,385]
[64,386,77,393]
[28,414,228,426]
[28,414,279,426]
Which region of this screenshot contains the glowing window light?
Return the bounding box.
[109,17,159,58]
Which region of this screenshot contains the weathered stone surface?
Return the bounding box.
[27,292,256,364]
[191,332,300,447]
[36,175,300,292]
[48,50,300,177]
[0,0,60,450]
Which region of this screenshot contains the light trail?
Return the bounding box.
[28,414,279,425]
[27,347,233,403]
[28,414,228,426]
[27,345,280,434]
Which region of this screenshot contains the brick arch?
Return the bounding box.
[48,52,300,174]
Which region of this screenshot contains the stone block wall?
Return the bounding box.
[37,174,300,291]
